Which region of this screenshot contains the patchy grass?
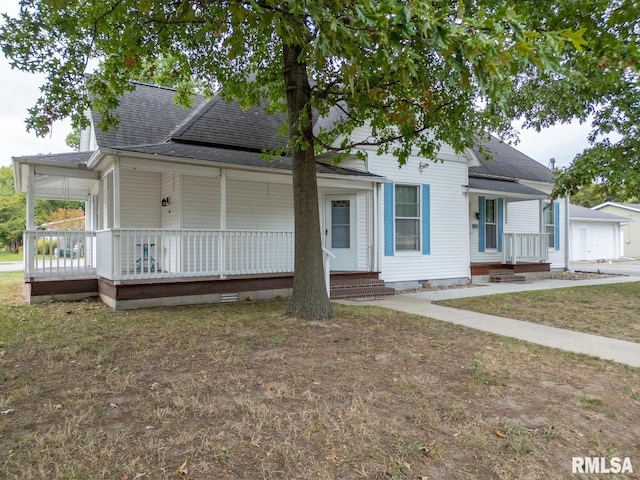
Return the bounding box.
[437,282,640,343]
[1,274,639,479]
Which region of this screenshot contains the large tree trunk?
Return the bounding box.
[283,43,334,320]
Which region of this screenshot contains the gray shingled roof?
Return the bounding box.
[570,204,630,222]
[91,82,206,148]
[468,176,548,197]
[13,150,94,166]
[470,135,554,183]
[170,97,289,151]
[111,141,383,179]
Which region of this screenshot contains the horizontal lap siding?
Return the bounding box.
[372,151,469,282]
[227,179,294,231]
[120,170,160,228]
[182,175,220,229]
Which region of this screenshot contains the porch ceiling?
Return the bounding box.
[33,175,96,201]
[468,176,549,200]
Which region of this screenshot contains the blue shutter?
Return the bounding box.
[497,198,504,252]
[478,196,486,252]
[554,201,560,251]
[422,184,430,255]
[384,183,394,256]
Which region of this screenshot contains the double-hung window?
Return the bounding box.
[395,185,420,251]
[485,199,498,249]
[543,200,555,248]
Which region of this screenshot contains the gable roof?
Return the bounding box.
[470,135,554,184]
[90,82,206,148]
[169,97,289,151]
[592,202,640,214]
[570,204,630,223]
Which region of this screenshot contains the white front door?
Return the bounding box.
[325,195,357,271]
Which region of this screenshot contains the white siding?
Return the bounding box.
[227,178,294,231]
[372,149,470,283]
[119,170,161,228]
[181,175,220,229]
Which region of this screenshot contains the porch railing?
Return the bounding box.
[24,230,97,278]
[96,228,295,280]
[503,233,550,264]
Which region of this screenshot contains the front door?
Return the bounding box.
[325,195,357,271]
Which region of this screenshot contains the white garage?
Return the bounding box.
[570,204,627,261]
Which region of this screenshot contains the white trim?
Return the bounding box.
[593,202,640,214]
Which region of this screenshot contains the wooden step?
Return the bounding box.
[489,274,526,283]
[329,278,395,299]
[331,278,386,289]
[330,285,396,299]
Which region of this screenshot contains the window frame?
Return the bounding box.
[543,200,555,249]
[484,198,498,250]
[394,184,421,252]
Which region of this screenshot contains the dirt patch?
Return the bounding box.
[1,289,639,478]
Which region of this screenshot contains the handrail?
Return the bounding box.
[322,247,336,297]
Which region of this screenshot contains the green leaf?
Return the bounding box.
[560,27,588,52]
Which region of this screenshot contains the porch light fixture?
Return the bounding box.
[161,197,170,207]
[475,212,481,220]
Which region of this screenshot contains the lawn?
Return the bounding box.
[1,273,639,479]
[437,282,640,344]
[0,251,22,262]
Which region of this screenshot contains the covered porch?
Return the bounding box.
[16,152,385,308]
[467,175,557,282]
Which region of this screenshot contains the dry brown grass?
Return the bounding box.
[1,273,639,479]
[437,282,640,343]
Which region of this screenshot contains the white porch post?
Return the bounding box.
[113,157,121,229]
[26,165,36,229]
[219,169,227,278]
[25,165,36,276]
[372,183,379,273]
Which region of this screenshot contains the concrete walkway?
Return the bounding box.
[338,276,640,368]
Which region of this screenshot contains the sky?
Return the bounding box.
[0,2,593,171]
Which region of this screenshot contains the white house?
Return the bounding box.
[12,82,566,308]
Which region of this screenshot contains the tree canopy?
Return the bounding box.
[0,0,605,318]
[507,0,639,199]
